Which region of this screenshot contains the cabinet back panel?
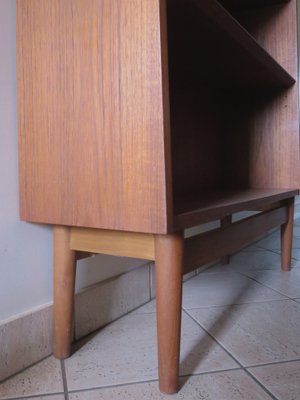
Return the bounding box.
[170,86,224,197]
[222,86,300,189]
[17,0,171,234]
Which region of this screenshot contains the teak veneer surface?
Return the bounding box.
[17,0,171,234]
[18,0,299,235]
[174,189,299,229]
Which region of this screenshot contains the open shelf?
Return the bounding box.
[219,0,290,11]
[173,189,299,229]
[168,0,299,222]
[168,0,295,88]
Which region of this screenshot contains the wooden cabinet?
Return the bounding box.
[17,0,299,394]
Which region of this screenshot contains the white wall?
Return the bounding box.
[0,0,145,321]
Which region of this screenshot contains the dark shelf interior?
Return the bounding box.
[167,0,298,226]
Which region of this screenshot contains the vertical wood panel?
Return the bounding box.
[17,0,171,234]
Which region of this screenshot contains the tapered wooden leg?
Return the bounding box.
[281,198,294,271]
[221,215,232,264]
[155,232,184,394]
[53,225,76,359]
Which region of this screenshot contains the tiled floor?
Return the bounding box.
[1,225,300,400]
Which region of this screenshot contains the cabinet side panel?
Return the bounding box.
[17,0,169,234]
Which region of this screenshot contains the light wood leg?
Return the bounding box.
[281,198,294,271]
[155,232,184,394]
[221,215,232,264]
[53,225,76,359]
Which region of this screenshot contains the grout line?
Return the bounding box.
[179,366,242,379]
[236,272,300,302]
[256,244,300,262]
[246,358,300,369]
[243,369,279,400]
[182,309,279,400]
[65,368,242,396]
[61,360,69,400]
[66,367,249,396]
[182,297,295,313]
[0,392,65,400]
[66,378,159,395]
[182,309,245,368]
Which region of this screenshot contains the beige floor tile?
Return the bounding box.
[75,264,150,339]
[65,312,237,391]
[68,370,273,399]
[188,300,300,366]
[133,300,156,314]
[266,246,300,261]
[256,232,300,251]
[248,361,300,400]
[182,272,286,309]
[240,244,267,252]
[243,269,300,298]
[200,251,285,274]
[0,356,64,399]
[228,250,292,270]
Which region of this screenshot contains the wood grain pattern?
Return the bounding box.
[234,0,297,77]
[70,227,154,260]
[17,0,299,236]
[183,206,288,274]
[17,0,171,234]
[222,88,299,190]
[281,197,294,271]
[174,189,298,230]
[53,226,76,359]
[222,1,299,190]
[155,232,184,394]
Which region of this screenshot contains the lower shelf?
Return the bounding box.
[173,188,298,230]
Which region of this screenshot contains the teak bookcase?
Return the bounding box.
[17,0,299,394]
